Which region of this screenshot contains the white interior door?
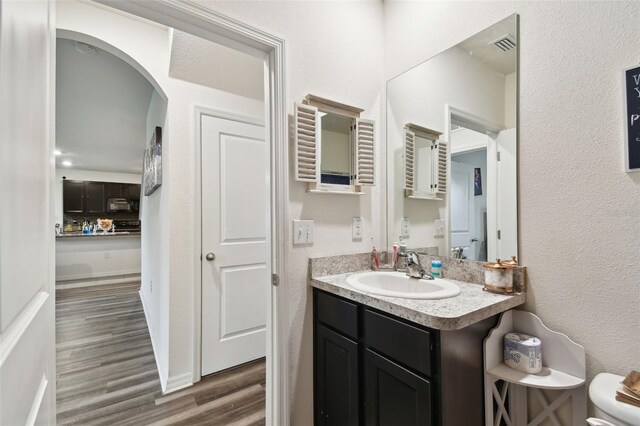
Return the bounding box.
[0,0,56,424]
[496,128,518,259]
[450,161,476,259]
[201,113,268,376]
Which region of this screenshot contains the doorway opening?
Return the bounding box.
[54,1,286,423]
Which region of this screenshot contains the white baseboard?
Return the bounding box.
[56,273,141,289]
[165,373,194,394]
[55,268,141,282]
[138,289,168,392]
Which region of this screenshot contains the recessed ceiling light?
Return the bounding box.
[62,160,72,167]
[54,150,62,156]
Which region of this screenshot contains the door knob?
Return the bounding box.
[205,252,215,261]
[471,238,478,242]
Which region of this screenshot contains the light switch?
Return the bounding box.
[400,217,411,239]
[293,220,314,245]
[434,219,445,237]
[352,217,363,240]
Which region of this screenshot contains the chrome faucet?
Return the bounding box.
[406,251,434,280]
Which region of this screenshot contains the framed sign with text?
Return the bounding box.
[624,64,640,172]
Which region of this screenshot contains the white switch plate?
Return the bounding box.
[352,217,363,240]
[400,217,411,239]
[293,220,314,245]
[434,219,445,237]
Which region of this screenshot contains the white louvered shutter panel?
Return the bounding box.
[434,140,448,194]
[355,118,375,186]
[403,127,415,191]
[294,102,319,182]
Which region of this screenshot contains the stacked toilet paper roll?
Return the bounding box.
[504,332,542,374]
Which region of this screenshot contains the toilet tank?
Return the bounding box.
[589,373,640,426]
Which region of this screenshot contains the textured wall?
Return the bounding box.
[385,0,640,408]
[193,1,385,424]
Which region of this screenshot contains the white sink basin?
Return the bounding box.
[346,271,461,300]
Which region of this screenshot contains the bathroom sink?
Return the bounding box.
[346,271,461,300]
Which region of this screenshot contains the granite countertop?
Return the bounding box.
[310,271,526,331]
[56,231,141,238]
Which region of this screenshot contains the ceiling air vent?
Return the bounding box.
[490,34,516,52]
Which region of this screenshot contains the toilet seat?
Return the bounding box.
[589,373,640,426]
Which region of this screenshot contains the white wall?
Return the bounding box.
[387,46,506,253]
[54,169,141,225]
[385,0,640,413]
[57,0,265,393]
[55,236,141,281]
[194,1,385,423]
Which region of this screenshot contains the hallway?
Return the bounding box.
[56,281,265,425]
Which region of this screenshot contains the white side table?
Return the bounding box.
[484,310,586,426]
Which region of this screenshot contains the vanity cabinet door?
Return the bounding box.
[315,324,359,426]
[364,349,432,426]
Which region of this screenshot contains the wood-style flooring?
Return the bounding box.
[56,281,265,425]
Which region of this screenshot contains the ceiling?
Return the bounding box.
[169,30,264,100]
[456,16,517,75]
[56,38,154,174]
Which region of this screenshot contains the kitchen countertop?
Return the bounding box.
[56,232,141,238]
[310,271,526,331]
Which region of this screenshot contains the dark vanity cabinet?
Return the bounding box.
[313,288,497,426]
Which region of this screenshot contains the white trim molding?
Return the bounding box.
[93,2,289,424]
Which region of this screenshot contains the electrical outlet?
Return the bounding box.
[401,217,411,239]
[293,220,314,245]
[150,280,153,292]
[434,219,445,237]
[352,217,363,240]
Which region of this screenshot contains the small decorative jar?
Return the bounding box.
[483,259,514,294]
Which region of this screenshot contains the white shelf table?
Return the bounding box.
[484,310,586,426]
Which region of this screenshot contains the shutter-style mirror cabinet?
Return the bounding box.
[403,123,448,200]
[294,94,376,194]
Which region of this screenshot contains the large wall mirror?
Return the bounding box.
[386,14,518,261]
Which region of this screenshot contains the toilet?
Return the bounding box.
[588,373,640,426]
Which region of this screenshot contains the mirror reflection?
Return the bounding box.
[387,14,518,261]
[320,112,353,185]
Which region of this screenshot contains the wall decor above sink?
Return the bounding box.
[387,14,519,262]
[294,94,376,195]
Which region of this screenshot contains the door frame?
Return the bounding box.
[445,105,503,260]
[93,1,289,424]
[194,106,266,378]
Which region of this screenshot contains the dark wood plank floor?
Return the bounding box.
[56,281,265,425]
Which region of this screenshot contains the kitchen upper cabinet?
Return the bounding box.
[63,180,85,213]
[84,182,105,213]
[63,180,139,215]
[104,183,123,199]
[104,183,141,200]
[124,183,141,199]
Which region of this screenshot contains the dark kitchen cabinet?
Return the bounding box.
[105,183,124,199]
[313,288,497,426]
[63,180,141,215]
[105,183,141,200]
[63,180,85,213]
[84,182,105,213]
[125,183,141,199]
